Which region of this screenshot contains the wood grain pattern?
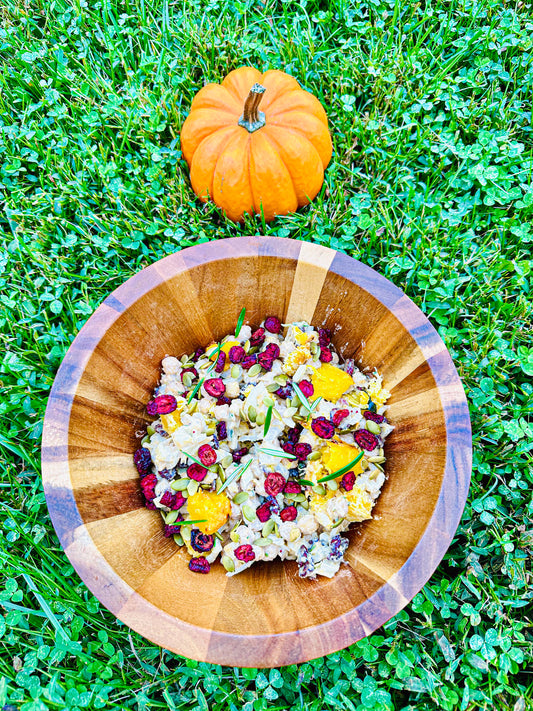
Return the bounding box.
[41,236,472,667]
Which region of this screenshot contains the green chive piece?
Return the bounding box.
[263,404,273,437]
[317,452,364,483]
[187,378,205,403]
[235,307,246,338]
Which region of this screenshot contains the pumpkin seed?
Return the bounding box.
[289,528,301,542]
[266,382,280,392]
[308,450,322,461]
[221,555,235,572]
[290,396,300,409]
[221,453,233,468]
[248,346,259,356]
[171,478,189,491]
[337,428,354,435]
[247,405,257,422]
[256,411,266,426]
[180,354,189,364]
[366,420,380,434]
[243,339,251,352]
[230,365,242,379]
[141,434,150,445]
[300,500,310,510]
[293,414,306,422]
[187,399,198,414]
[299,405,309,417]
[229,530,240,543]
[253,537,272,547]
[273,522,280,537]
[326,480,338,491]
[293,493,307,502]
[332,517,345,529]
[187,480,200,496]
[181,526,191,542]
[182,372,194,389]
[314,484,326,496]
[147,425,156,436]
[369,468,381,480]
[217,464,225,480]
[173,533,184,546]
[274,374,288,385]
[286,407,298,417]
[368,455,386,463]
[310,343,319,356]
[242,504,256,522]
[263,395,275,408]
[214,531,224,541]
[262,519,275,537]
[284,492,296,502]
[206,426,216,436]
[233,491,249,505]
[165,510,180,524]
[247,363,261,377]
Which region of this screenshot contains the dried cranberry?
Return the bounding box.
[283,481,302,494]
[364,411,386,424]
[354,429,380,451]
[204,378,225,397]
[275,385,293,399]
[295,443,312,461]
[187,463,207,481]
[216,395,231,406]
[280,505,297,522]
[319,348,333,363]
[287,425,303,443]
[241,354,258,370]
[146,394,177,415]
[282,442,296,456]
[214,351,226,373]
[232,447,249,463]
[264,316,281,334]
[332,409,350,427]
[216,421,227,440]
[318,328,332,346]
[192,346,205,362]
[341,471,356,491]
[250,328,265,347]
[258,352,274,371]
[198,444,217,466]
[311,417,335,439]
[140,473,157,500]
[133,447,152,476]
[265,342,280,359]
[256,502,273,522]
[170,492,186,509]
[164,517,184,537]
[298,380,314,398]
[159,490,174,508]
[228,345,245,363]
[158,468,174,480]
[191,530,214,553]
[234,544,255,562]
[264,472,286,496]
[145,499,158,510]
[189,557,210,573]
[181,367,198,382]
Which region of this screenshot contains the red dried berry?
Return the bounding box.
[145,499,158,510]
[256,502,273,522]
[295,442,312,461]
[283,481,302,494]
[189,557,210,573]
[204,378,225,397]
[318,328,332,346]
[287,425,303,443]
[159,490,174,508]
[190,530,214,553]
[311,417,335,439]
[354,429,380,451]
[280,505,297,522]
[192,346,205,362]
[214,351,226,373]
[234,544,255,562]
[241,354,258,370]
[275,385,293,399]
[332,409,350,427]
[250,327,265,347]
[282,442,296,456]
[170,492,186,510]
[298,379,314,398]
[232,447,249,463]
[133,447,152,475]
[264,316,282,334]
[140,473,157,500]
[181,367,198,382]
[228,345,245,363]
[258,352,274,371]
[319,348,333,363]
[264,472,286,496]
[164,517,184,537]
[265,342,281,359]
[216,395,231,406]
[341,471,356,491]
[198,444,217,466]
[364,411,386,424]
[187,463,207,481]
[216,421,227,440]
[146,394,177,415]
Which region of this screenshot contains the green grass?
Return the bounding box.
[0,0,532,708]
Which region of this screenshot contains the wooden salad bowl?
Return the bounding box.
[41,237,472,668]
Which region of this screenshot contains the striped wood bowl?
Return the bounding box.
[41,236,472,668]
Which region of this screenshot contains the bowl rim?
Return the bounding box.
[41,236,472,667]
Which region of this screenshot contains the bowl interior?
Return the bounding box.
[43,238,470,665]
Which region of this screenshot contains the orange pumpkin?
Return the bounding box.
[180,66,333,223]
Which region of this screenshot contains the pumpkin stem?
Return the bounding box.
[238,83,266,133]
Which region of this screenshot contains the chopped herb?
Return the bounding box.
[258,446,297,460]
[317,452,364,483]
[235,307,246,338]
[218,458,253,494]
[178,519,208,526]
[299,479,316,487]
[263,404,273,437]
[187,378,205,403]
[292,382,312,412]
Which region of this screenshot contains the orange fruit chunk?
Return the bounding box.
[187,491,231,534]
[311,363,353,403]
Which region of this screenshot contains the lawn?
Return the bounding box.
[0,0,532,708]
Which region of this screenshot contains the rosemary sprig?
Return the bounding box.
[263,404,273,437]
[187,378,205,403]
[235,307,246,338]
[317,452,364,483]
[177,519,208,526]
[182,449,203,466]
[258,446,296,460]
[217,458,253,494]
[292,381,312,411]
[299,479,315,487]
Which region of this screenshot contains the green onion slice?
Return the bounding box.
[317,452,364,483]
